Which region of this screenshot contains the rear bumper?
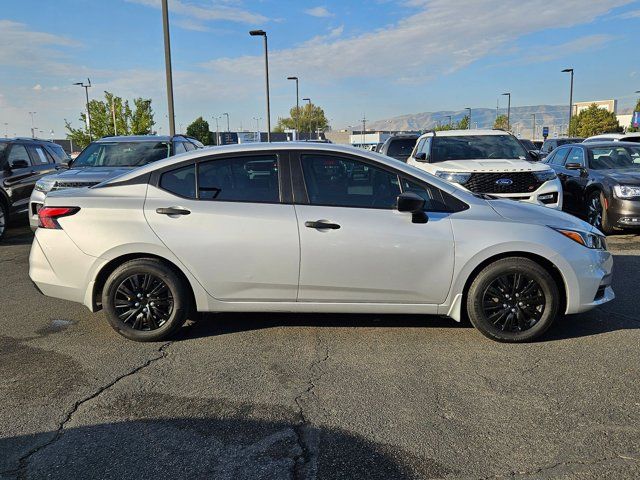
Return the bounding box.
[29,229,97,307]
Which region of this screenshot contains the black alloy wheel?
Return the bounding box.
[481,273,545,332]
[0,202,6,241]
[587,192,603,230]
[114,273,174,331]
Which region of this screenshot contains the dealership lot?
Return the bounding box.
[1,224,639,479]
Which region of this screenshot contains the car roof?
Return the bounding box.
[102,142,463,195]
[0,137,58,144]
[582,141,640,147]
[95,135,175,143]
[419,129,511,138]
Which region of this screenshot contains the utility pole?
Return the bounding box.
[502,92,511,131]
[223,113,230,132]
[28,112,36,138]
[531,113,536,141]
[562,68,574,129]
[361,114,367,146]
[213,116,220,145]
[161,0,176,136]
[287,76,300,140]
[250,30,271,142]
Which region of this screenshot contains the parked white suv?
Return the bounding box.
[583,133,640,143]
[407,130,563,209]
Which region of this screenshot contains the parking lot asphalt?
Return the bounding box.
[1,224,639,480]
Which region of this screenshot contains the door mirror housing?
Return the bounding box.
[528,150,540,161]
[9,159,29,169]
[414,152,428,162]
[397,192,428,224]
[565,162,583,170]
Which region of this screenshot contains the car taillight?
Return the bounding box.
[38,207,80,229]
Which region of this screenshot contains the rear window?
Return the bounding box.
[46,143,70,162]
[73,141,171,167]
[386,138,417,159]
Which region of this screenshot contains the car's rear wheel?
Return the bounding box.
[0,202,6,241]
[587,190,613,235]
[102,259,189,342]
[466,257,559,343]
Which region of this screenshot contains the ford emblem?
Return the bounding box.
[495,178,513,186]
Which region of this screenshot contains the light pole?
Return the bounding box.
[445,115,452,127]
[303,98,312,140]
[213,116,221,145]
[250,30,271,142]
[73,79,92,140]
[287,76,299,139]
[252,116,262,142]
[28,112,37,138]
[502,92,511,131]
[223,113,230,132]
[465,108,471,130]
[161,0,176,136]
[531,113,536,141]
[562,69,574,130]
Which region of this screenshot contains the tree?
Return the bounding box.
[65,91,155,150]
[494,114,509,130]
[186,117,212,145]
[457,115,470,130]
[275,103,330,136]
[628,97,640,133]
[568,103,621,137]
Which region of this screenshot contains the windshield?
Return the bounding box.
[72,141,171,167]
[387,138,417,159]
[589,146,640,170]
[431,135,529,162]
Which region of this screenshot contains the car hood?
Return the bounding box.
[432,158,549,173]
[601,169,640,185]
[487,197,596,232]
[45,166,134,183]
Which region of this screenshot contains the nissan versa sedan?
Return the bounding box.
[30,143,613,343]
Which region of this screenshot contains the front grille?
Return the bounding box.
[51,181,100,191]
[462,172,543,194]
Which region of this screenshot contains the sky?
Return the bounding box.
[1,0,639,138]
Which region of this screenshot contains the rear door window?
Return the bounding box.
[27,145,51,165]
[551,147,570,166]
[7,144,31,166]
[159,164,196,198]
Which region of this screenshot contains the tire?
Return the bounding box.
[0,202,6,242]
[586,190,614,235]
[466,257,560,343]
[102,258,190,342]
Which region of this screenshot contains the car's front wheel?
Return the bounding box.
[0,202,6,241]
[587,190,613,235]
[466,257,560,342]
[102,258,190,342]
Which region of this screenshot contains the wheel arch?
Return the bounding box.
[92,253,199,313]
[459,251,567,322]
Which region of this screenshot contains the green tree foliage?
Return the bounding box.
[568,103,621,137]
[186,117,212,145]
[494,114,509,130]
[627,97,640,133]
[65,91,155,150]
[456,115,470,130]
[275,103,330,135]
[434,115,469,131]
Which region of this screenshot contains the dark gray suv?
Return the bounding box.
[0,138,70,240]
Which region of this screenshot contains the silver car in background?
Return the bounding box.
[30,143,613,343]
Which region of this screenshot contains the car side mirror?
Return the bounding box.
[9,159,29,169]
[414,152,428,162]
[528,150,540,161]
[397,192,428,224]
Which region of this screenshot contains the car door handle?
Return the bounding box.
[305,220,340,230]
[156,207,191,216]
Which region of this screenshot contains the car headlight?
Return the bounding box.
[533,170,557,182]
[34,177,57,193]
[549,227,607,250]
[434,171,472,184]
[613,185,640,199]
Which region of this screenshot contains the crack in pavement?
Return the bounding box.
[2,341,173,480]
[292,334,330,480]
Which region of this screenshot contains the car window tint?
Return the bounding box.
[173,142,187,154]
[159,164,196,198]
[400,179,449,212]
[567,148,585,167]
[198,155,279,203]
[551,148,569,165]
[46,144,68,162]
[589,146,640,169]
[413,138,425,157]
[7,145,31,166]
[28,146,50,165]
[386,138,417,159]
[184,141,196,152]
[545,151,556,164]
[301,154,400,209]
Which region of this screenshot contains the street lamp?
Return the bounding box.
[250,30,271,142]
[73,79,92,140]
[502,93,511,131]
[562,68,574,127]
[445,115,452,127]
[223,113,230,132]
[465,108,471,130]
[161,0,176,136]
[252,116,262,142]
[212,115,221,145]
[303,98,312,140]
[287,76,299,139]
[28,112,37,138]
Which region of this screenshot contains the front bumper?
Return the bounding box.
[28,189,46,231]
[605,196,640,228]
